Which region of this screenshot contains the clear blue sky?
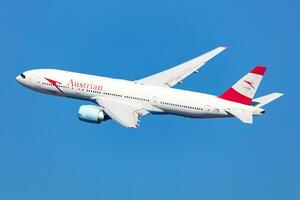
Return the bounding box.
[0,0,299,199]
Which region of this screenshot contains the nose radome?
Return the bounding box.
[16,75,21,83]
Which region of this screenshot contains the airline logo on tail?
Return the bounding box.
[243,80,255,89]
[219,66,267,105]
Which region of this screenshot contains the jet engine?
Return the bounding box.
[78,105,107,124]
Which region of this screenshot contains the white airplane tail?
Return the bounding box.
[219,66,267,105]
[225,93,284,124]
[219,66,284,124]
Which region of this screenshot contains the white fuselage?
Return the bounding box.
[16,69,264,119]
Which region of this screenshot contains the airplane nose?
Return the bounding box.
[16,75,21,83]
[16,73,25,85]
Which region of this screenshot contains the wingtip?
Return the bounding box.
[276,92,284,97]
[220,45,228,48]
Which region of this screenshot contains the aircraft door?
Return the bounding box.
[151,96,158,105]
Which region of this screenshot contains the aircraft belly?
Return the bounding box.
[159,106,228,118]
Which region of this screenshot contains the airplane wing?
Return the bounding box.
[94,97,148,128]
[136,46,227,87]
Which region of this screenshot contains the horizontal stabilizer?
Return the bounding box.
[252,93,284,107]
[226,108,253,124]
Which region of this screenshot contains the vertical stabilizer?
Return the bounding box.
[219,66,267,105]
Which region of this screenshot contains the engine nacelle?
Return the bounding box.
[78,105,105,124]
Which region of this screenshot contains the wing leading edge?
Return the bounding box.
[136,46,227,87]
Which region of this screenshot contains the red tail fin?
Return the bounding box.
[219,66,267,105]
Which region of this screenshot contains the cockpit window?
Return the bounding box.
[20,73,26,79]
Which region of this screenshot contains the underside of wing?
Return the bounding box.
[94,97,148,128]
[136,46,226,87]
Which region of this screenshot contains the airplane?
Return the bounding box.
[16,46,283,128]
